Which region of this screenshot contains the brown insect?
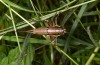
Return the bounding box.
[27,16,66,35]
[27,27,66,35]
[19,15,66,36]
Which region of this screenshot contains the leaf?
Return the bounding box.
[9,61,17,65]
[44,55,52,65]
[8,47,20,63]
[23,44,34,65]
[3,0,34,12]
[0,52,6,62]
[2,36,49,44]
[0,57,8,65]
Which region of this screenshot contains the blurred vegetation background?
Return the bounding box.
[0,0,100,65]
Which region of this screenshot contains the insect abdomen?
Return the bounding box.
[32,27,66,35]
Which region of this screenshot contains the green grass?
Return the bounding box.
[0,0,100,65]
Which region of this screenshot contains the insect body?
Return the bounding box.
[33,27,66,35]
[19,16,66,35]
[27,27,66,35]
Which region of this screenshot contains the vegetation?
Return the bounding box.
[0,0,99,65]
